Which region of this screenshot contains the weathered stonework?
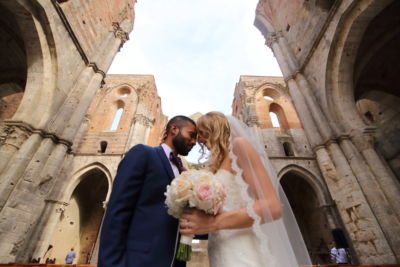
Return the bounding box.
[29,75,166,264]
[233,75,341,263]
[255,0,400,264]
[0,0,137,263]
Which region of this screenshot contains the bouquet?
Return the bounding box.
[165,170,226,261]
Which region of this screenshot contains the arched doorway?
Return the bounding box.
[48,168,108,264]
[0,3,27,124]
[280,170,332,264]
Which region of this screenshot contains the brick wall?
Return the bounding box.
[58,0,135,60]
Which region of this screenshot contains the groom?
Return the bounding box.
[98,115,197,267]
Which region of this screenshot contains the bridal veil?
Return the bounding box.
[226,115,311,267]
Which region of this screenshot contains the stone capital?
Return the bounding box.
[0,123,31,148]
[2,120,73,150]
[350,128,376,151]
[112,22,129,49]
[246,116,259,127]
[265,31,283,48]
[133,114,154,127]
[284,70,301,83]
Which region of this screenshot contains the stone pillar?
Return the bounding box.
[0,124,31,173]
[351,131,400,218]
[244,96,259,127]
[266,29,398,263]
[0,19,130,263]
[0,130,42,209]
[128,114,154,147]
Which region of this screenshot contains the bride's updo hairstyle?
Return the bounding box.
[197,112,230,173]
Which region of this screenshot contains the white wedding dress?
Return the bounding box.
[208,169,272,267]
[205,116,311,267]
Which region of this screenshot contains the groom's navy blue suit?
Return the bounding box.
[98,144,185,267]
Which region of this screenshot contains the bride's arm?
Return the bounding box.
[180,137,281,235]
[232,137,282,222]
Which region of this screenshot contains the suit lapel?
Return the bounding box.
[155,146,175,180]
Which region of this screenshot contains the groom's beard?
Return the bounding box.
[173,131,193,156]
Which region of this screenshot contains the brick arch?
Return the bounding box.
[89,84,138,132]
[254,83,302,129]
[269,103,289,132]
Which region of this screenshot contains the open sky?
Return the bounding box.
[108,0,282,118]
[108,0,282,163]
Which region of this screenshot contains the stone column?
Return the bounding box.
[0,130,42,209]
[23,24,130,262]
[0,19,130,263]
[128,114,154,147]
[351,131,400,218]
[0,124,31,173]
[266,29,398,263]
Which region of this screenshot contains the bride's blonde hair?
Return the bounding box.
[197,112,230,173]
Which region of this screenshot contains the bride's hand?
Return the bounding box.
[179,208,219,235]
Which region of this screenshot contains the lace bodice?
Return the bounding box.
[214,169,247,211]
[208,169,271,266]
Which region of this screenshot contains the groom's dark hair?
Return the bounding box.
[165,116,196,136]
[160,116,196,143]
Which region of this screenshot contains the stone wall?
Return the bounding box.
[255,0,400,263]
[232,75,342,263]
[31,74,167,264]
[0,0,135,263]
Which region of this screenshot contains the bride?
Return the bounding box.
[179,112,311,266]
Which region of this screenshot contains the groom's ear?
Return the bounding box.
[170,124,179,136]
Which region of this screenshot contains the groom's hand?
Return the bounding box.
[179,208,218,235]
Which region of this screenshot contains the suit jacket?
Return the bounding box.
[98,144,185,267]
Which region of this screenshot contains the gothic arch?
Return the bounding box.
[278,164,333,263]
[49,163,110,263]
[0,1,58,128]
[278,164,328,206]
[326,0,400,179]
[325,0,396,132]
[113,83,139,96]
[269,103,289,131]
[64,162,112,202]
[254,82,285,99]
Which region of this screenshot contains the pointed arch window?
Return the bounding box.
[110,101,125,131]
[269,103,289,133]
[269,112,280,128]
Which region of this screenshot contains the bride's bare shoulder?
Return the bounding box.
[232,137,252,149]
[232,137,258,156]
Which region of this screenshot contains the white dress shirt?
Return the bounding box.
[161,143,179,177]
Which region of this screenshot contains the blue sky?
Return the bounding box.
[108,0,282,117]
[108,0,282,163]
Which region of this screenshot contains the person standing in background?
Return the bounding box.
[65,248,76,264]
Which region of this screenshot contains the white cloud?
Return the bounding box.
[108,0,282,118]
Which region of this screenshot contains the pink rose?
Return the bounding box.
[213,201,224,215]
[196,183,213,201]
[216,183,226,198]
